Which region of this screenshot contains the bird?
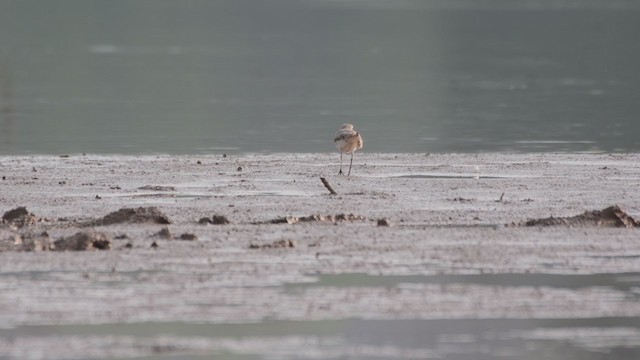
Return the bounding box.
[334,124,363,176]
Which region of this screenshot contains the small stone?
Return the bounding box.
[150,241,159,248]
[153,227,172,239]
[211,215,230,225]
[237,166,242,171]
[198,215,231,225]
[377,218,392,227]
[179,233,197,241]
[196,160,202,165]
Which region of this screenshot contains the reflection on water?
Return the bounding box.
[287,272,640,293]
[1,272,639,359]
[0,0,639,154]
[3,318,640,359]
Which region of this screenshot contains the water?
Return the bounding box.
[2,272,639,359]
[1,0,639,154]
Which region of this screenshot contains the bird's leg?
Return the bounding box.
[347,152,354,176]
[338,152,344,175]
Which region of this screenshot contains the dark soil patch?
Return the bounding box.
[53,231,111,251]
[2,207,38,228]
[14,231,52,252]
[199,215,230,225]
[258,214,367,225]
[138,185,177,191]
[90,207,171,226]
[519,205,638,228]
[179,233,197,241]
[249,239,295,249]
[152,227,172,239]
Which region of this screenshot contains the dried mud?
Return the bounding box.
[520,205,638,228]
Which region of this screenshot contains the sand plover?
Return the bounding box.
[334,124,363,176]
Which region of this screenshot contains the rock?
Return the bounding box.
[377,218,392,227]
[179,233,197,241]
[520,205,638,228]
[52,231,111,251]
[199,215,230,225]
[2,207,38,228]
[92,207,171,226]
[153,227,172,239]
[211,215,230,224]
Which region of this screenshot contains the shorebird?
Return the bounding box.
[334,123,363,176]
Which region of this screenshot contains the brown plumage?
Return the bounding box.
[334,124,363,176]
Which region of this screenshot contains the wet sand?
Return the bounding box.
[1,153,640,359]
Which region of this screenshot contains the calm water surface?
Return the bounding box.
[1,0,639,154]
[2,272,639,359]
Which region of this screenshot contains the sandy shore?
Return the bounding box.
[1,153,639,359]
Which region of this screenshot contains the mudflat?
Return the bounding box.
[1,153,639,360]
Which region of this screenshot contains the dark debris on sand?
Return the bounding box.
[13,231,52,252]
[89,207,171,226]
[52,231,111,251]
[152,227,172,239]
[257,213,367,225]
[138,185,177,191]
[2,207,39,228]
[179,233,197,241]
[517,205,638,228]
[249,239,295,249]
[199,215,230,225]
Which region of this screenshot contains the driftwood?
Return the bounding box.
[320,177,337,195]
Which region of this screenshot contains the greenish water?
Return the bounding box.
[3,318,640,360]
[2,272,640,359]
[1,0,639,154]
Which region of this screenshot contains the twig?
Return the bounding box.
[496,192,505,202]
[320,177,337,195]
